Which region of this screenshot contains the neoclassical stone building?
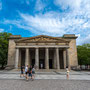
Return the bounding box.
[7,34,78,70]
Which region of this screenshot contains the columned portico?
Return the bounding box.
[8,35,78,70]
[15,47,70,70]
[15,48,19,69]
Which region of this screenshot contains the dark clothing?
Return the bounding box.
[25,72,28,75]
[21,71,23,74]
[21,66,24,74]
[29,68,32,73]
[29,73,32,77]
[28,67,32,77]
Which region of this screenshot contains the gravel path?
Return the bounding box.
[0,80,90,90]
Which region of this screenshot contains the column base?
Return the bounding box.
[35,69,65,72]
[5,65,15,70]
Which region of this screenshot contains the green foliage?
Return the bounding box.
[77,44,90,65]
[0,32,12,68]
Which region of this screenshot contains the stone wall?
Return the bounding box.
[63,34,78,67]
[68,39,78,67]
[7,39,16,68]
[7,35,21,68]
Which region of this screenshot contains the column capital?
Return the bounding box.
[25,47,29,49]
[45,47,49,49]
[16,47,19,49]
[66,48,69,51]
[63,48,66,51]
[55,47,59,49]
[35,47,39,49]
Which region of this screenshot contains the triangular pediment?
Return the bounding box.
[16,35,69,43]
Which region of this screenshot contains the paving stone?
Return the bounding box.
[0,80,90,90]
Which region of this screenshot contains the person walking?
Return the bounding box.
[66,66,69,79]
[28,66,32,80]
[20,66,24,77]
[32,67,35,80]
[25,65,29,80]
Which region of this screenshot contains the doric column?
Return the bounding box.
[35,48,39,69]
[63,50,66,69]
[25,48,29,66]
[66,49,70,69]
[56,48,60,69]
[45,48,49,69]
[29,51,31,66]
[18,49,21,68]
[15,48,19,69]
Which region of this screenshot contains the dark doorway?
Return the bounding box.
[49,59,53,69]
[39,59,45,69]
[21,50,25,67]
[32,59,35,68]
[59,50,64,69]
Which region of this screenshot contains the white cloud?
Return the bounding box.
[2,0,90,44]
[35,0,46,11]
[0,28,4,32]
[20,12,67,35]
[83,22,90,28]
[76,34,80,38]
[3,8,90,38]
[17,11,87,36]
[54,0,90,13]
[54,0,90,45]
[3,12,66,36]
[54,0,82,11]
[17,0,90,37]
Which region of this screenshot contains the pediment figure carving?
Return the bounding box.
[16,35,69,43]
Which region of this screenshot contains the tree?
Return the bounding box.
[0,32,12,69]
[77,44,90,65]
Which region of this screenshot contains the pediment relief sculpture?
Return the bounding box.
[16,35,70,43]
[27,37,57,41]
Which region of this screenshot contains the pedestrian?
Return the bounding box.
[41,63,43,69]
[20,66,24,77]
[66,66,69,79]
[32,67,35,80]
[28,66,32,79]
[25,65,29,80]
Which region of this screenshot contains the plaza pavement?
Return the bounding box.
[0,70,90,90]
[0,70,90,80]
[0,79,90,90]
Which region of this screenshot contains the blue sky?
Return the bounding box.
[0,0,90,45]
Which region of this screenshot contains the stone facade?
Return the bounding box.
[7,34,78,70]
